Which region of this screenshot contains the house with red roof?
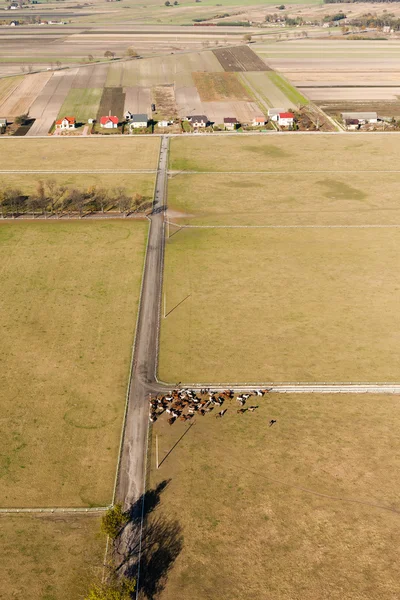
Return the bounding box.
[277,112,294,127]
[55,116,75,130]
[100,115,119,129]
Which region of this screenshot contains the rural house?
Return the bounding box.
[252,116,266,126]
[341,112,378,125]
[189,115,208,128]
[224,117,239,131]
[55,116,75,130]
[100,115,119,129]
[0,118,7,132]
[128,114,149,129]
[157,119,171,127]
[278,112,294,127]
[268,108,285,122]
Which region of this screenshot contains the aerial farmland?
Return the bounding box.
[1,1,400,597]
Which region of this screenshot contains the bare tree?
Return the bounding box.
[113,187,131,216]
[67,188,86,218]
[91,187,109,213]
[46,179,67,216]
[3,188,24,218]
[132,192,144,212]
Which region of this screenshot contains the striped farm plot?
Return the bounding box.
[0,71,52,118]
[56,87,103,122]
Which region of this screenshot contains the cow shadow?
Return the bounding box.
[116,479,183,599]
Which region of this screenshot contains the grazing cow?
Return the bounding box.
[248,406,258,412]
[269,419,277,427]
[216,409,227,418]
[237,408,247,414]
[168,417,176,425]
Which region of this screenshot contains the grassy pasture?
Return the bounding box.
[150,393,400,600]
[0,513,103,600]
[167,171,400,226]
[57,87,103,122]
[268,71,309,106]
[0,172,155,198]
[169,133,400,172]
[160,227,400,383]
[0,221,147,507]
[192,72,251,102]
[0,137,159,170]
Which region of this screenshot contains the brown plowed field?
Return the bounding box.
[213,46,270,72]
[192,72,251,102]
[97,86,125,121]
[0,71,52,118]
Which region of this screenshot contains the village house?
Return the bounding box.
[278,112,294,127]
[188,115,208,128]
[0,118,7,132]
[341,112,378,125]
[224,117,239,131]
[100,115,119,129]
[157,119,171,127]
[252,116,266,127]
[55,116,75,130]
[268,108,285,122]
[128,114,149,129]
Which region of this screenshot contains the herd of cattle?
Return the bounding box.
[149,388,273,425]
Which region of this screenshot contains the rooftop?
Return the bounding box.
[129,114,148,122]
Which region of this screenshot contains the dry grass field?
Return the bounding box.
[0,513,103,600]
[162,135,400,384]
[149,393,400,600]
[0,221,147,507]
[0,172,155,198]
[167,171,400,226]
[0,137,159,170]
[168,133,400,172]
[160,227,400,383]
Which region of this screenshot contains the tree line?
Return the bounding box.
[0,180,152,218]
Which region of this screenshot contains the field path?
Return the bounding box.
[117,135,168,509]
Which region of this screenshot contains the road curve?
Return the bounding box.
[117,136,168,509]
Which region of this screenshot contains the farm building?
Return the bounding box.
[252,116,266,126]
[224,117,239,131]
[157,119,171,128]
[100,115,119,129]
[341,112,378,124]
[278,112,294,127]
[0,118,7,132]
[128,114,149,129]
[268,108,286,122]
[189,115,208,128]
[55,116,75,130]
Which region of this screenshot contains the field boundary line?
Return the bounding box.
[165,221,400,229]
[0,169,156,174]
[169,169,400,174]
[112,137,161,507]
[0,506,110,514]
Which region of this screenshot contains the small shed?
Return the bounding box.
[341,112,378,124]
[268,108,285,122]
[252,116,266,126]
[157,119,171,127]
[0,118,7,132]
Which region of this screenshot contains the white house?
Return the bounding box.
[189,115,208,128]
[128,114,149,129]
[223,117,239,131]
[55,116,75,130]
[252,116,266,127]
[157,119,171,127]
[278,112,294,127]
[100,115,118,128]
[268,108,285,122]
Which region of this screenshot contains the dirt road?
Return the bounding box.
[116,136,168,509]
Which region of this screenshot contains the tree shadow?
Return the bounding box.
[116,480,183,599]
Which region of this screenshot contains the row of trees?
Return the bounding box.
[0,180,152,218]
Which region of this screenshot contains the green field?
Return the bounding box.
[0,514,103,600]
[0,221,147,507]
[0,137,159,171]
[57,87,103,123]
[150,393,400,600]
[268,71,309,106]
